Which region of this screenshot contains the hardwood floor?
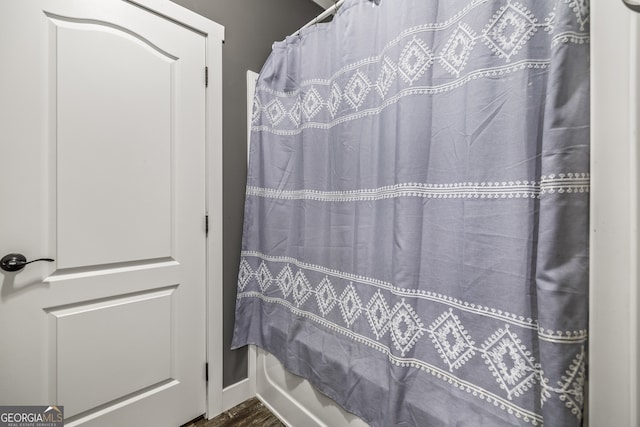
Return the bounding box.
[183,398,285,427]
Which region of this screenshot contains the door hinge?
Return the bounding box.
[205,66,209,88]
[205,215,209,236]
[205,362,209,382]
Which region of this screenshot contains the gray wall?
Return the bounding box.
[170,0,323,387]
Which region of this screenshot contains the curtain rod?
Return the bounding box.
[291,0,346,37]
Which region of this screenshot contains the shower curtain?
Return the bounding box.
[232,0,589,425]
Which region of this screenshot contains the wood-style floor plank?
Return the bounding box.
[184,398,285,427]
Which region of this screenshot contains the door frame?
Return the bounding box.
[590,0,639,425]
[126,0,225,419]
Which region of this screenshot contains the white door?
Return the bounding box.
[0,1,207,425]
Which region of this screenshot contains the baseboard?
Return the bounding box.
[221,377,254,412]
[219,345,257,413]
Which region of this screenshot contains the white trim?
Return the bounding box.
[629,14,640,427]
[221,377,254,411]
[205,32,225,422]
[215,71,262,414]
[220,345,257,411]
[590,1,639,425]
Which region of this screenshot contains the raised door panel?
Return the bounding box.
[48,287,175,418]
[53,17,174,269]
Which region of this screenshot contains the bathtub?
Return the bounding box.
[252,346,369,427]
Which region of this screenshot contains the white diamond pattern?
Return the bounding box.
[481,326,538,400]
[366,290,391,340]
[276,265,295,298]
[238,256,587,419]
[255,261,273,292]
[439,24,477,77]
[339,283,363,327]
[302,87,323,120]
[289,98,302,127]
[428,309,475,371]
[398,36,434,85]
[375,56,397,98]
[390,299,425,356]
[249,1,587,138]
[265,99,286,126]
[344,70,372,110]
[328,83,342,118]
[237,258,253,291]
[292,270,312,307]
[483,3,538,62]
[315,276,337,316]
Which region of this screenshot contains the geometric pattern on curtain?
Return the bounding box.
[233,1,590,425]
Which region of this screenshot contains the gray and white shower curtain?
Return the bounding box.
[232,0,589,425]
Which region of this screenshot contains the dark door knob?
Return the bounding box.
[0,253,55,272]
